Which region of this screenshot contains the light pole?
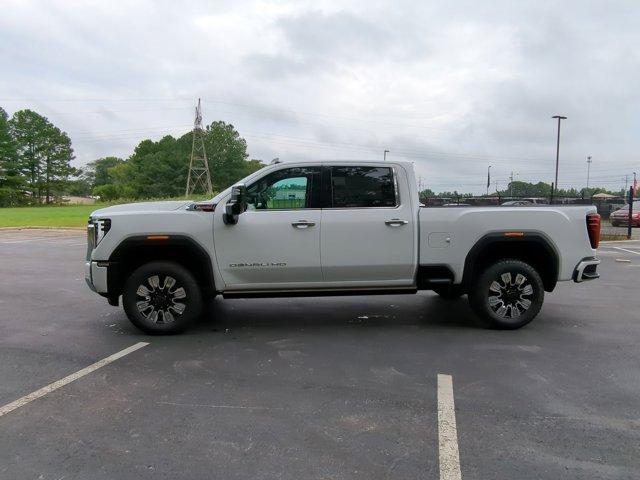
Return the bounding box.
[383,149,389,161]
[586,156,592,190]
[486,165,491,196]
[552,115,567,197]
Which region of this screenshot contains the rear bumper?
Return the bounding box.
[573,257,600,283]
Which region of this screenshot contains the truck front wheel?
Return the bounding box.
[468,259,544,329]
[122,261,203,334]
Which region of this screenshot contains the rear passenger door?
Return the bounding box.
[320,165,416,286]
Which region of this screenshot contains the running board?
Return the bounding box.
[222,287,418,299]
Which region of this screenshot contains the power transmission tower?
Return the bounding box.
[186,98,213,196]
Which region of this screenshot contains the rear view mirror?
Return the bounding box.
[223,183,247,225]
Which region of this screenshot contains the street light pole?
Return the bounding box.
[383,149,389,161]
[486,165,491,196]
[586,156,592,190]
[552,115,567,199]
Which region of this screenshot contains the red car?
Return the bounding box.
[610,201,640,227]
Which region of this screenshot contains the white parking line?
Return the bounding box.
[438,373,462,480]
[612,246,640,255]
[0,342,149,418]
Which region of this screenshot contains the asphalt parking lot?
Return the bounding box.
[0,229,638,480]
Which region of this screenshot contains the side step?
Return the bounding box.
[223,288,418,299]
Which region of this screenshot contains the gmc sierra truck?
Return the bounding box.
[85,161,601,333]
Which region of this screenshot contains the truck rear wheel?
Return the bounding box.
[122,261,203,334]
[468,259,544,329]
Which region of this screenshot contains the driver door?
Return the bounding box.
[214,166,323,291]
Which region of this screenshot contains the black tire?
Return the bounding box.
[432,285,465,299]
[122,261,203,334]
[468,259,544,330]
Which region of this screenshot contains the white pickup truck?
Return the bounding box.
[85,161,601,333]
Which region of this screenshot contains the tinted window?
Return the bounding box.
[330,166,396,208]
[246,167,320,209]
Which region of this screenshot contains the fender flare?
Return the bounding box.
[461,232,560,291]
[107,234,216,297]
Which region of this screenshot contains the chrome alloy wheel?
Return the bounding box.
[488,272,533,319]
[135,275,186,324]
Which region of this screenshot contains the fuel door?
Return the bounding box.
[428,232,451,248]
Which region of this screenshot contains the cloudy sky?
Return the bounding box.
[1,0,638,193]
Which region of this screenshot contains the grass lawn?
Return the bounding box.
[0,204,107,228]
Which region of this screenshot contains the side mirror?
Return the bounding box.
[223,183,247,225]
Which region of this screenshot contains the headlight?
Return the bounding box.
[88,218,111,247]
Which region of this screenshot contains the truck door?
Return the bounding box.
[320,165,416,286]
[214,166,323,290]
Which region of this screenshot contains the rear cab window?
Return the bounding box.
[329,166,397,208]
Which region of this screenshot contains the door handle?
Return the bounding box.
[385,219,409,227]
[291,220,316,229]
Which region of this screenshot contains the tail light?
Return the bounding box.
[586,213,601,249]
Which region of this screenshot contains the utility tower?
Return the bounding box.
[186,99,213,196]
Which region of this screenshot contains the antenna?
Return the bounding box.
[186,98,213,196]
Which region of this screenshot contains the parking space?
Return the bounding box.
[0,230,638,479]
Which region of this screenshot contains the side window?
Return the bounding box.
[246,167,320,209]
[330,166,397,208]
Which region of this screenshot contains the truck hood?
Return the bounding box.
[91,200,191,217]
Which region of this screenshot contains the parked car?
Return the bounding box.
[610,201,640,227]
[85,161,601,333]
[501,200,533,206]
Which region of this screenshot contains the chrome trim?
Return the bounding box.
[574,257,601,283]
[291,220,316,228]
[385,218,409,226]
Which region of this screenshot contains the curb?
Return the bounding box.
[0,226,85,231]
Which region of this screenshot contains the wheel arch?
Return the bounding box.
[107,235,216,301]
[462,232,560,292]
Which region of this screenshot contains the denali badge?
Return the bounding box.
[229,262,287,268]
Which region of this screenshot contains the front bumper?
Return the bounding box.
[84,261,109,293]
[573,257,600,283]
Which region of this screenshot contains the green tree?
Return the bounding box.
[9,109,75,203]
[121,136,191,198]
[200,121,261,190]
[0,107,24,206]
[85,156,124,188]
[93,122,262,200]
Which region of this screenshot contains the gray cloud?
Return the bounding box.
[0,0,638,193]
